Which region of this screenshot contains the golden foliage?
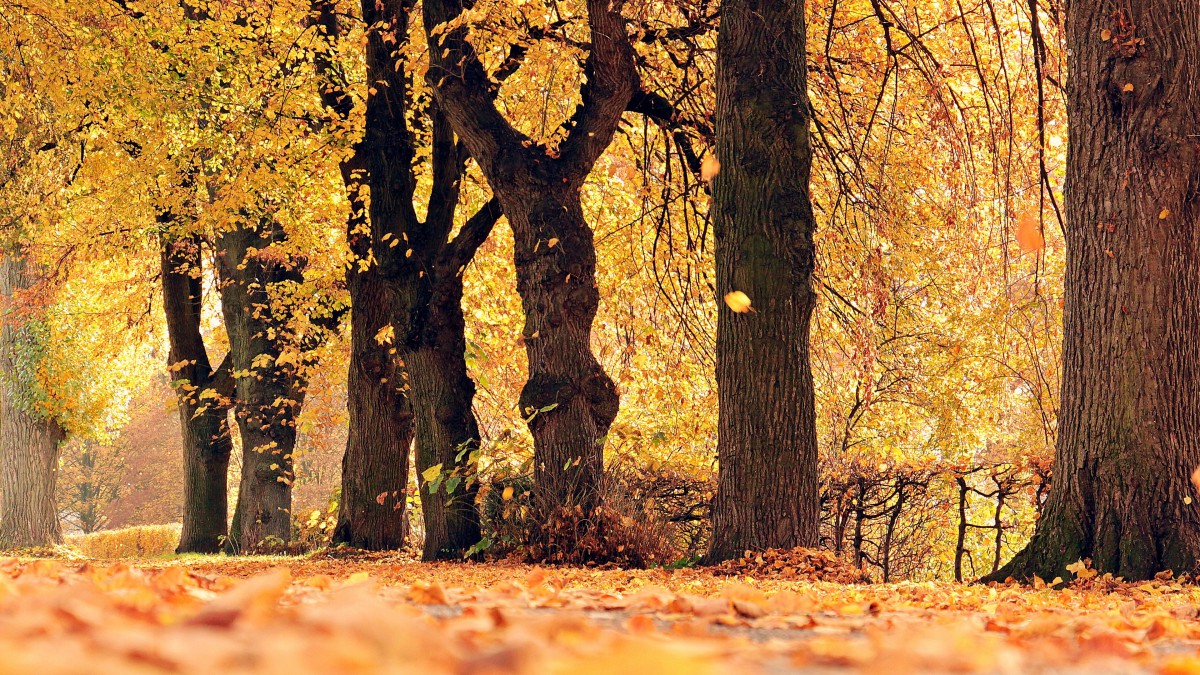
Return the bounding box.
[67,524,181,559]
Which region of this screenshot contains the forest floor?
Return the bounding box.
[2,554,1200,674]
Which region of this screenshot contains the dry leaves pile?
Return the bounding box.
[709,547,874,583]
[4,557,1200,673]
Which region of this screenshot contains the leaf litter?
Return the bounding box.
[3,556,1200,673]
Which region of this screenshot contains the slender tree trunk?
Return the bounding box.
[987,0,1200,583]
[955,477,968,583]
[0,247,65,548]
[703,0,820,563]
[216,224,306,552]
[408,236,494,559]
[161,236,234,554]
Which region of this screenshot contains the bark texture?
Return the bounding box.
[0,246,67,549]
[216,223,308,552]
[423,0,631,533]
[317,0,496,555]
[704,0,821,563]
[161,236,235,554]
[987,0,1200,582]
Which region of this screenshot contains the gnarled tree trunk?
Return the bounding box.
[987,0,1200,582]
[0,246,67,549]
[423,0,633,552]
[703,0,821,563]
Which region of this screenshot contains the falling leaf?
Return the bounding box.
[548,238,559,248]
[1123,83,1135,93]
[1016,213,1045,253]
[724,291,752,313]
[701,154,720,182]
[502,486,514,501]
[1160,209,1171,220]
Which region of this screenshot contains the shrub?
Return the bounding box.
[67,524,181,559]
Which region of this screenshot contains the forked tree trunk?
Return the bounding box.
[317,0,495,554]
[987,0,1200,582]
[0,247,66,549]
[407,198,499,558]
[703,0,821,563]
[161,236,234,554]
[423,0,632,549]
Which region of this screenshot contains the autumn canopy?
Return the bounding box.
[3,0,1200,671]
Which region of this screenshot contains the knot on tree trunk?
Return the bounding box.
[520,373,578,426]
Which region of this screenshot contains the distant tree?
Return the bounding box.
[988,0,1200,582]
[704,0,821,562]
[57,440,124,535]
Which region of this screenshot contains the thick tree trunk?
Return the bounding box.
[333,272,413,550]
[0,247,65,548]
[0,411,65,549]
[216,225,307,552]
[504,186,619,519]
[703,0,821,563]
[987,0,1200,583]
[161,236,234,554]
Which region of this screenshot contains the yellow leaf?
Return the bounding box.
[1123,83,1134,93]
[548,238,559,248]
[724,291,752,313]
[502,486,514,501]
[422,463,443,482]
[701,154,721,182]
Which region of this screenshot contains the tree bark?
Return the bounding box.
[407,196,499,559]
[703,0,821,563]
[422,0,631,538]
[987,0,1200,582]
[0,246,66,549]
[216,223,307,552]
[316,0,497,555]
[160,236,235,554]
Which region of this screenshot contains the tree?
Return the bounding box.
[422,0,632,547]
[0,246,68,548]
[314,0,499,557]
[160,233,235,553]
[987,0,1200,582]
[703,0,821,562]
[57,440,125,535]
[216,216,313,553]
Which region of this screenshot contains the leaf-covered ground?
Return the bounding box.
[3,556,1200,674]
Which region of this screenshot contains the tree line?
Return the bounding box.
[2,0,1199,582]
